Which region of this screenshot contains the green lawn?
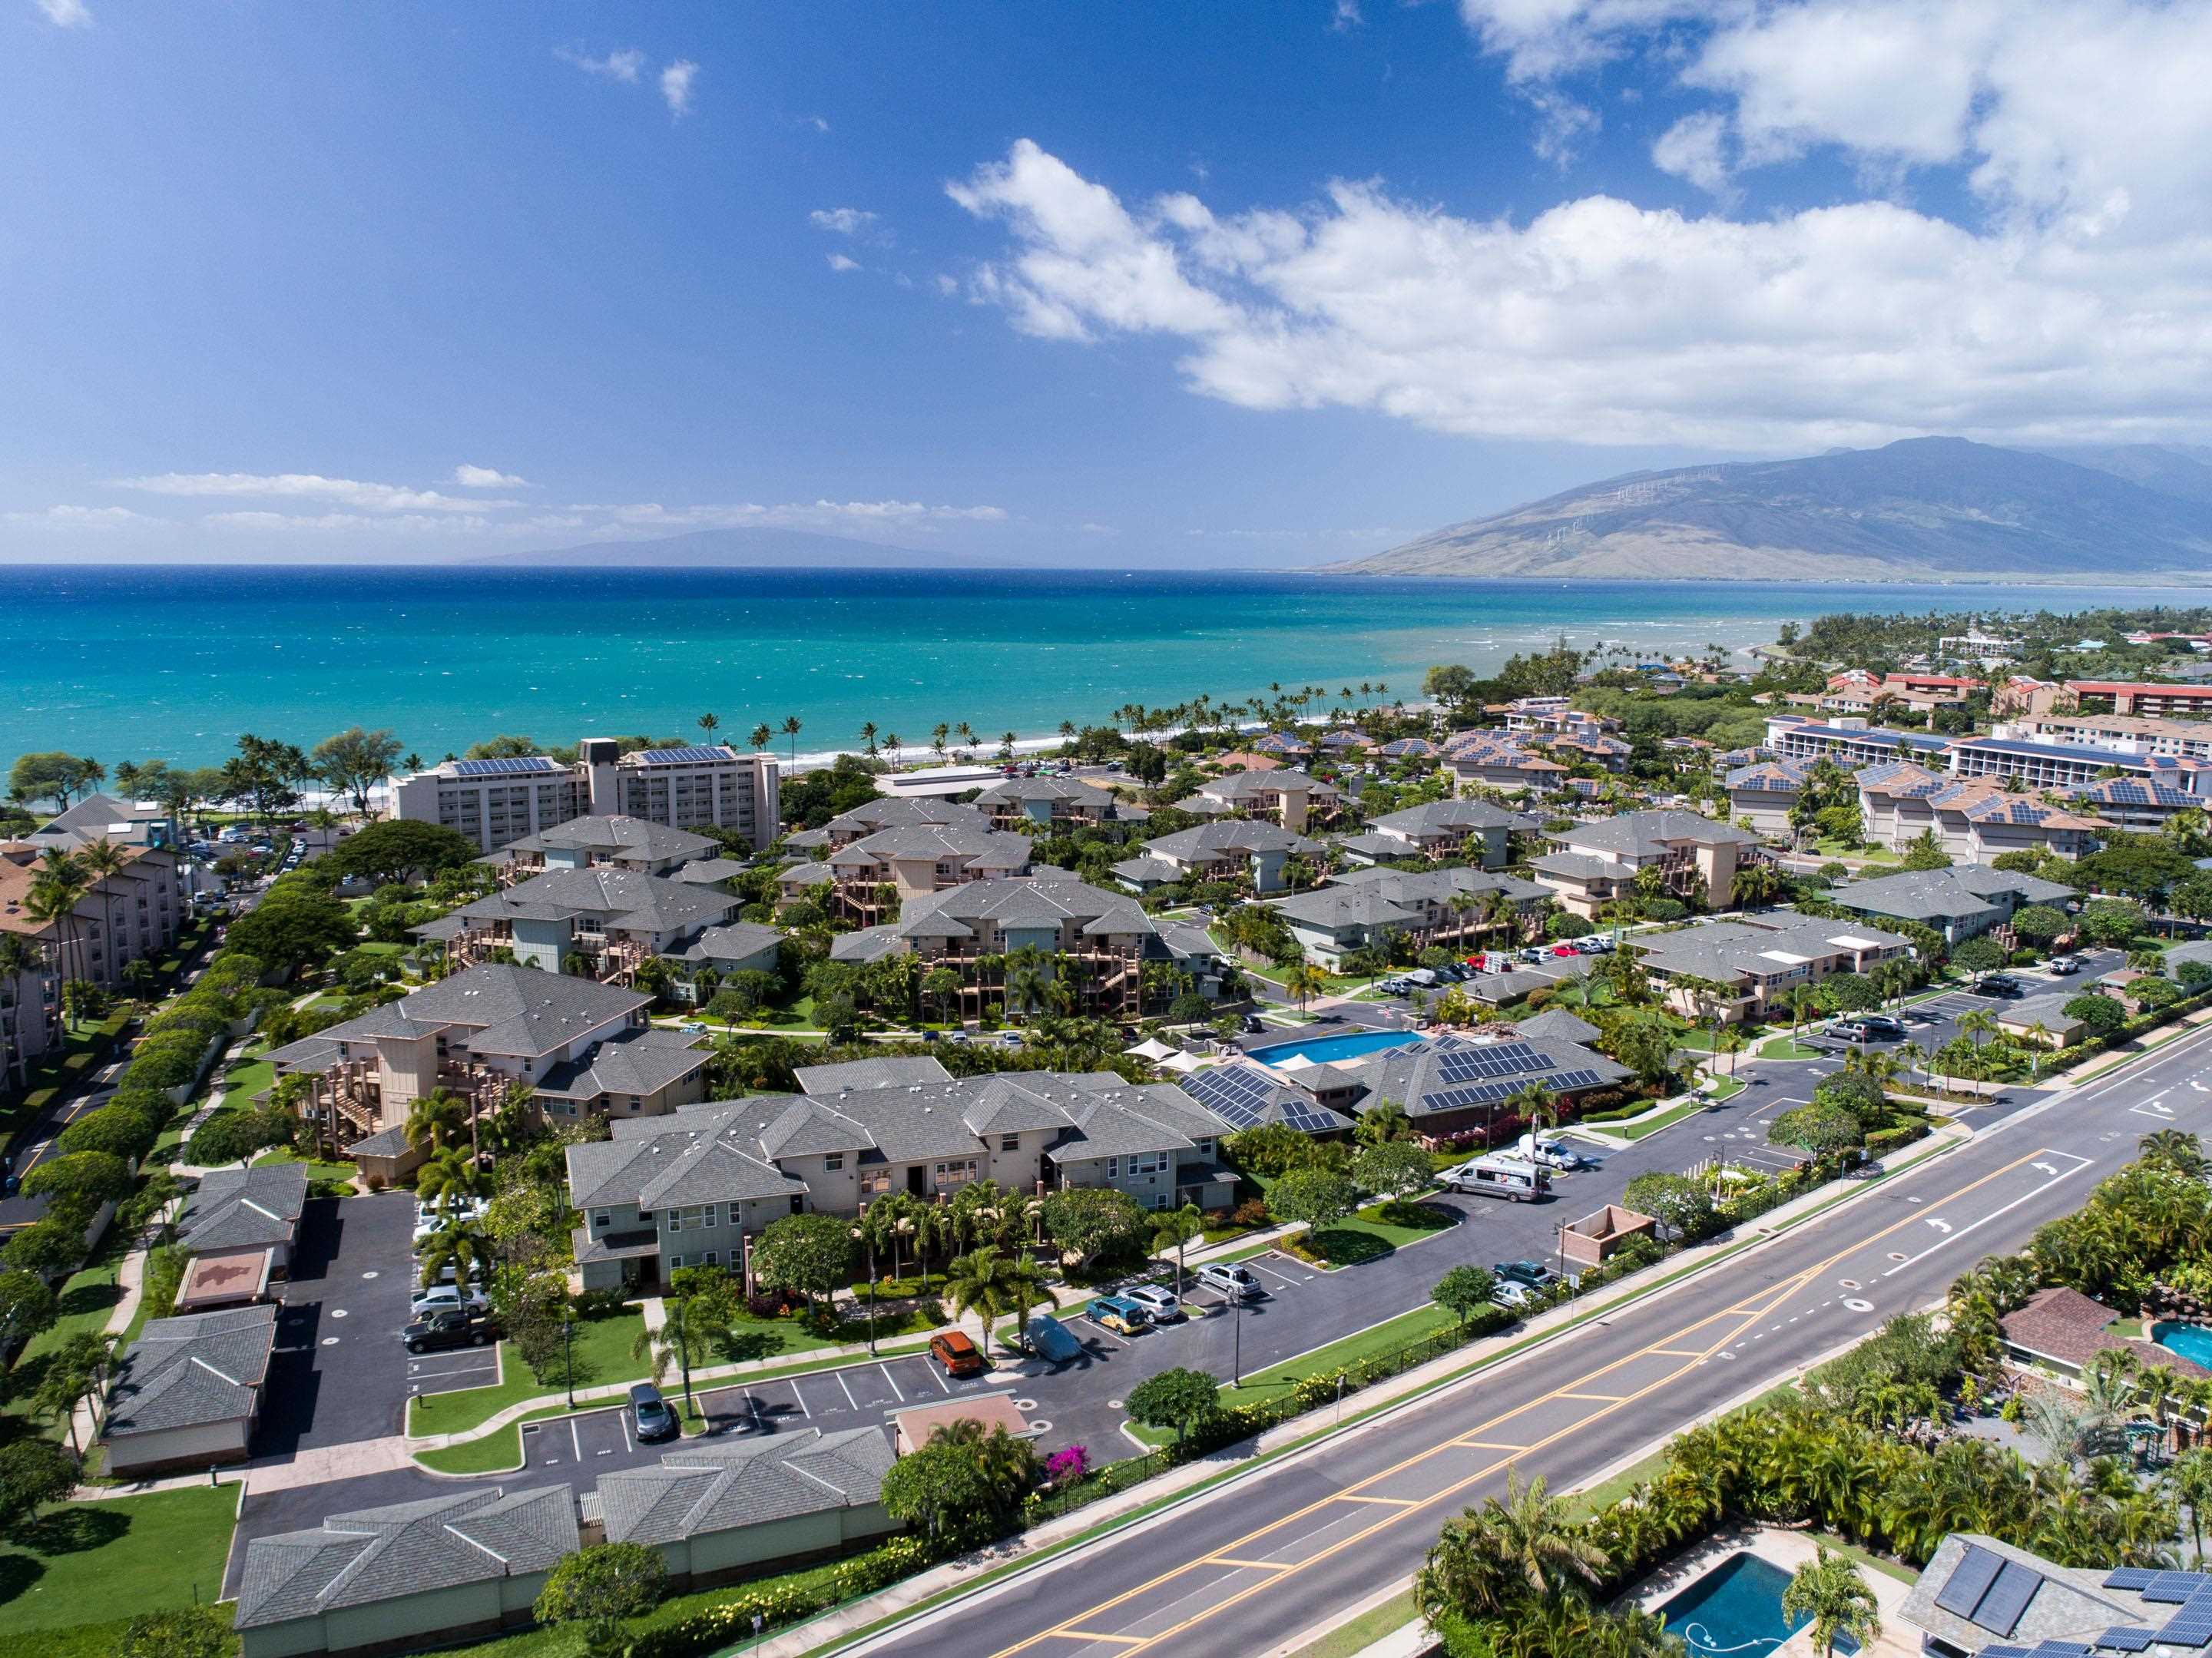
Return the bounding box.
[1285,1590,1419,1658]
[1757,1034,1823,1059]
[1611,1099,1708,1141]
[1162,1299,1462,1422]
[1704,1076,1747,1102]
[407,1310,650,1437]
[213,1055,274,1105]
[252,1147,358,1183]
[0,1485,237,1646]
[2,1231,132,1436]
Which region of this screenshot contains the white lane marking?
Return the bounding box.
[571,1418,583,1461]
[880,1362,906,1402]
[790,1380,812,1419]
[836,1368,859,1411]
[1881,1150,2091,1279]
[620,1410,632,1452]
[929,1358,952,1394]
[1925,1219,1954,1234]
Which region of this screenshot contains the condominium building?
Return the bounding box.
[0,841,183,992]
[432,866,741,980]
[1115,819,1323,895]
[1826,865,2075,944]
[1272,865,1545,970]
[263,964,707,1167]
[1175,768,1342,832]
[1722,759,1813,836]
[1995,712,2212,761]
[1945,735,2212,796]
[395,739,779,855]
[1529,809,1762,918]
[1336,798,1532,869]
[2066,680,2212,718]
[566,1067,1236,1292]
[1632,912,1915,1022]
[1764,716,1954,769]
[823,823,1035,924]
[1853,763,2106,864]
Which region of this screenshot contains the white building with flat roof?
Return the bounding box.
[395,739,778,855]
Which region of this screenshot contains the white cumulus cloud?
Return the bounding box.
[3,504,151,528]
[810,208,878,237]
[453,464,529,488]
[556,45,644,83]
[33,0,90,25]
[826,253,860,273]
[570,500,1007,534]
[948,95,2212,451]
[660,60,698,117]
[117,471,509,512]
[202,511,490,534]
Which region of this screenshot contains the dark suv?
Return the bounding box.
[1492,1259,1559,1290]
[402,1309,500,1354]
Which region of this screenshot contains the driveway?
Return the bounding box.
[253,1191,419,1458]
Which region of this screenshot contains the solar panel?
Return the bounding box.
[452,756,559,777]
[2141,1573,2206,1604]
[1936,1547,2006,1620]
[1552,1068,1605,1091]
[2097,1632,2157,1653]
[639,745,733,764]
[2103,1569,2157,1593]
[1975,1561,2045,1636]
[1434,1042,1555,1084]
[2161,1617,2212,1649]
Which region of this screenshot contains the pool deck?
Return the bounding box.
[1637,1525,1920,1658]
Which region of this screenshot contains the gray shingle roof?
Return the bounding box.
[1146,821,1323,862]
[829,924,907,962]
[1517,1008,1601,1044]
[1196,768,1336,802]
[829,825,1034,869]
[511,815,717,862]
[233,1484,578,1631]
[1328,1032,1627,1121]
[177,1163,306,1254]
[796,1056,952,1096]
[567,1106,810,1210]
[674,858,753,885]
[455,867,737,938]
[1830,865,2075,922]
[104,1304,276,1438]
[597,1427,893,1548]
[1553,809,1758,856]
[534,1027,707,1100]
[677,921,785,965]
[1369,799,1528,838]
[1271,886,1419,930]
[362,964,648,1060]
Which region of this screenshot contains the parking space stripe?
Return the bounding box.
[790,1380,812,1418]
[571,1418,582,1461]
[881,1362,906,1401]
[836,1368,859,1410]
[929,1359,951,1394]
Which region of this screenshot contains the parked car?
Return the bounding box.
[409,1282,490,1316]
[2048,956,2083,975]
[1196,1262,1263,1300]
[402,1310,500,1353]
[1829,1017,1877,1043]
[1549,944,1581,958]
[1518,946,1547,963]
[1974,974,2025,998]
[1491,1279,1537,1309]
[1492,1259,1558,1290]
[1024,1314,1083,1365]
[630,1381,678,1442]
[930,1329,988,1377]
[1124,1285,1184,1323]
[1515,1133,1592,1171]
[1860,1014,1906,1038]
[1090,1294,1154,1335]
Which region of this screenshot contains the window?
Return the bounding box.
[1104,1157,1118,1180]
[667,1211,683,1232]
[1194,1139,1214,1157]
[637,1209,654,1222]
[704,1251,718,1266]
[667,1254,684,1273]
[592,1210,611,1229]
[1000,1135,1019,1152]
[860,1170,891,1196]
[1153,1193,1170,1211]
[825,1153,844,1171]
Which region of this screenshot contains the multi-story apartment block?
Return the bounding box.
[783,797,987,853]
[1115,820,1323,895]
[1853,763,2105,864]
[1632,912,1915,1022]
[1827,865,2076,945]
[395,740,779,856]
[0,840,182,994]
[1339,799,1532,869]
[1995,712,2212,761]
[1176,767,1341,832]
[824,823,1035,925]
[2067,680,2212,719]
[1440,732,1571,794]
[433,866,741,981]
[505,816,720,877]
[1764,716,1955,769]
[1529,810,1761,918]
[0,876,62,1085]
[264,964,706,1171]
[565,1065,1235,1292]
[972,776,1130,832]
[1271,865,1546,970]
[828,874,1224,1017]
[1945,736,2212,796]
[1722,759,1814,837]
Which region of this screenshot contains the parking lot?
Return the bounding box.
[254,1190,421,1457]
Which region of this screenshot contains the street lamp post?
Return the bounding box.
[1231,1286,1243,1387]
[674,1297,693,1421]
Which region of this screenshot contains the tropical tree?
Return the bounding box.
[405,1087,472,1157]
[416,1225,491,1294]
[780,715,803,766]
[1432,1264,1499,1331]
[415,1147,488,1217]
[1781,1547,1880,1658]
[1126,1367,1221,1448]
[75,837,127,987]
[1151,1203,1206,1296]
[1283,960,1330,1012]
[945,1245,1046,1355]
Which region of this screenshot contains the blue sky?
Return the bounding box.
[5,0,2208,566]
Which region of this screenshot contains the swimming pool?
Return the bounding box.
[1660,1551,1859,1657]
[2154,1322,2212,1368]
[1247,1030,1424,1067]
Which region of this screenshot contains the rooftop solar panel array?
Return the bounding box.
[1182,1066,1339,1134]
[451,756,561,777]
[2101,1569,2157,1593]
[1433,1042,1555,1084]
[2137,1571,2205,1603]
[639,745,734,765]
[1977,1562,2043,1636]
[2095,1630,2156,1652]
[1936,1547,2005,1619]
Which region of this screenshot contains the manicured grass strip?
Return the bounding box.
[1704,1076,1747,1102]
[1284,1588,1420,1658]
[1614,1099,1708,1140]
[0,1485,237,1640]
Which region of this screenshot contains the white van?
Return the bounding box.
[1439,1153,1551,1203]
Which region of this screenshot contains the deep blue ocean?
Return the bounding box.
[0,565,2178,769]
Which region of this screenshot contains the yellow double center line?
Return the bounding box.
[986,1147,2067,1657]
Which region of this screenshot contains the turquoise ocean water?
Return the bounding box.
[0,565,2174,769]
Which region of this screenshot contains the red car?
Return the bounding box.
[1550,944,1581,958]
[929,1331,988,1378]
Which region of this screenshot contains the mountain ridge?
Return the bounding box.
[1327,438,2212,584]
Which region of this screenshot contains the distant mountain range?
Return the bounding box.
[475,525,993,569]
[1327,438,2212,584]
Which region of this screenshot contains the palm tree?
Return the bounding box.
[1151,1203,1205,1296]
[0,932,43,1087]
[1002,945,1048,1020]
[1283,960,1329,1012]
[75,837,127,988]
[1488,1471,1610,1600]
[417,1225,490,1295]
[697,712,719,741]
[1781,1547,1879,1658]
[405,1087,469,1156]
[2171,1447,2212,1564]
[780,716,803,766]
[748,722,773,753]
[1960,1008,1999,1055]
[629,1283,727,1417]
[956,721,978,757]
[945,1245,1043,1355]
[23,865,88,1010]
[931,723,950,763]
[415,1147,486,1217]
[859,721,879,758]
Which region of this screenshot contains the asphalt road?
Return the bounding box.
[836,1017,2212,1658]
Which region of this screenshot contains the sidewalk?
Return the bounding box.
[64,1197,179,1454]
